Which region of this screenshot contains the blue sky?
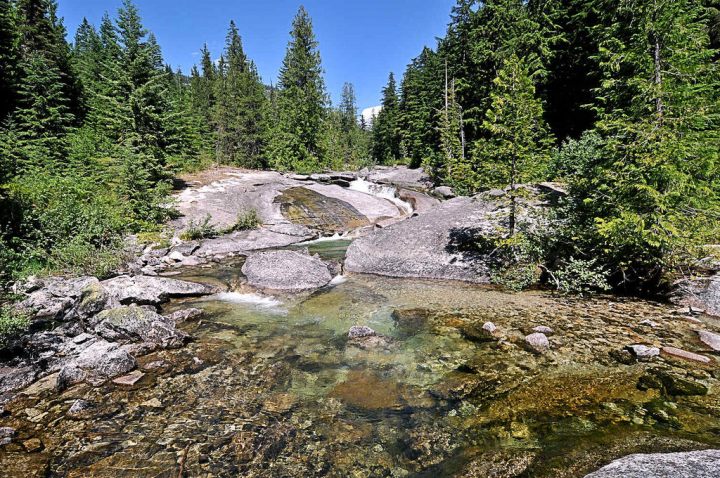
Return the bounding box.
[57,0,456,110]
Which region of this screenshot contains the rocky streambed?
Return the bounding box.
[2,167,720,477]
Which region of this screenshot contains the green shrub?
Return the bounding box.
[553,258,610,296]
[226,209,261,233]
[0,306,29,350]
[180,214,217,240]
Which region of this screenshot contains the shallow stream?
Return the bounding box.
[1,240,719,477]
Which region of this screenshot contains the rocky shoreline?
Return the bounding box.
[2,166,720,476]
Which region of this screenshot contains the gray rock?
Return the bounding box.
[672,273,720,317]
[348,326,376,339]
[698,330,720,351]
[532,325,554,335]
[627,344,660,360]
[0,427,15,446]
[433,186,455,199]
[242,250,332,291]
[584,449,720,478]
[170,241,199,256]
[0,366,38,398]
[483,322,497,334]
[17,276,99,321]
[74,282,119,319]
[101,275,215,305]
[524,333,550,354]
[167,251,185,262]
[345,192,547,283]
[194,227,315,258]
[366,166,431,189]
[166,308,204,323]
[67,399,92,416]
[93,305,188,348]
[57,340,137,391]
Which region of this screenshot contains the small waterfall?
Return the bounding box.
[348,178,413,215]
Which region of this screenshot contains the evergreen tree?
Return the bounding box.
[437,70,467,187]
[397,47,443,167]
[13,49,74,170]
[268,6,327,172]
[213,21,268,167]
[565,0,720,288]
[472,55,553,230]
[0,0,20,123]
[372,72,401,164]
[339,82,357,133]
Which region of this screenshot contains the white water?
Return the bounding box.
[214,292,283,309]
[348,178,413,215]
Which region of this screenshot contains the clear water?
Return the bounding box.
[2,243,720,477]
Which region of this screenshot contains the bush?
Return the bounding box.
[180,214,217,240]
[226,209,261,233]
[0,306,29,350]
[553,258,610,296]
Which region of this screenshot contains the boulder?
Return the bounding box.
[92,305,188,348]
[672,273,720,317]
[18,276,99,321]
[345,191,547,283]
[57,340,136,391]
[532,325,554,335]
[242,250,332,291]
[584,449,720,478]
[101,275,215,305]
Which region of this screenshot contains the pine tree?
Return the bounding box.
[13,50,74,170]
[213,21,268,167]
[473,55,554,231]
[339,82,357,133]
[397,47,443,167]
[0,0,20,123]
[268,6,327,172]
[372,72,401,164]
[438,69,467,188]
[566,0,720,287]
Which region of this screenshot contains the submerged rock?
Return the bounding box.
[166,307,204,323]
[242,250,332,291]
[584,449,720,478]
[93,305,188,348]
[0,427,15,446]
[348,325,376,339]
[638,369,708,396]
[697,330,720,352]
[524,332,550,354]
[661,346,712,364]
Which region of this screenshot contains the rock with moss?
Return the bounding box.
[56,340,137,391]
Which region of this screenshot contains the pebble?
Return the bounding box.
[112,370,145,386]
[661,346,712,364]
[639,319,659,328]
[22,438,43,453]
[697,330,720,352]
[348,325,376,339]
[68,399,92,416]
[482,322,497,334]
[532,325,553,335]
[0,427,15,446]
